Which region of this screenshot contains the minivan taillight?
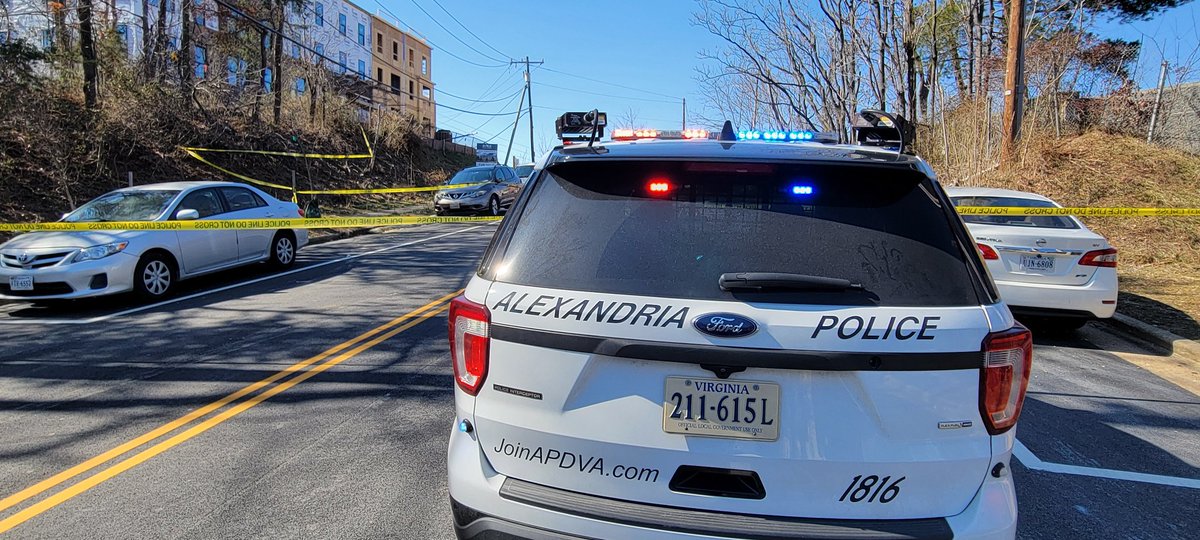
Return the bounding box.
[980,325,1033,435]
[449,295,489,395]
[1078,247,1118,268]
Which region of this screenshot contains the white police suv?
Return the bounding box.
[447,114,1031,540]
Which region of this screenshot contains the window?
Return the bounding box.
[295,77,307,94]
[376,33,383,53]
[149,0,159,6]
[952,197,1081,230]
[357,23,365,46]
[421,56,427,75]
[338,13,346,35]
[376,67,383,82]
[193,46,207,78]
[421,85,430,99]
[390,74,400,90]
[262,29,271,50]
[194,0,205,27]
[408,48,414,66]
[315,43,324,58]
[315,3,323,27]
[486,161,981,306]
[339,52,347,74]
[357,59,365,77]
[408,80,414,100]
[226,57,245,86]
[392,41,398,61]
[219,188,265,211]
[169,36,179,50]
[41,29,52,50]
[290,42,300,58]
[0,32,8,44]
[177,189,225,219]
[168,0,176,13]
[264,68,273,92]
[116,24,129,45]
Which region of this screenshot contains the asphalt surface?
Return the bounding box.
[0,223,1196,539]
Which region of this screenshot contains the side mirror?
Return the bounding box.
[61,213,71,221]
[176,209,200,221]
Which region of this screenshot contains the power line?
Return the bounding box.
[541,67,679,99]
[427,0,509,59]
[404,0,507,64]
[367,0,506,68]
[535,81,679,104]
[438,86,523,104]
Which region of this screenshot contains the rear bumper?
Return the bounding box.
[995,269,1117,319]
[447,422,1017,540]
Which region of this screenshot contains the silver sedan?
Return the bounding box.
[0,181,308,302]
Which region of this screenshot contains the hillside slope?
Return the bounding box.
[960,132,1200,337]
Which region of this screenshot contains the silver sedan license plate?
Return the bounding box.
[9,276,34,291]
[449,202,461,209]
[1021,255,1054,272]
[663,377,780,441]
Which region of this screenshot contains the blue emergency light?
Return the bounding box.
[737,130,815,141]
[791,185,814,195]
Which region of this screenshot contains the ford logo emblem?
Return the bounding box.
[693,313,758,338]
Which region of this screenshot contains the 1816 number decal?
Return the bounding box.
[838,475,905,503]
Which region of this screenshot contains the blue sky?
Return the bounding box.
[367,0,1198,163]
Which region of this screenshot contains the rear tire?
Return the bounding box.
[134,253,176,301]
[487,196,501,216]
[269,232,297,269]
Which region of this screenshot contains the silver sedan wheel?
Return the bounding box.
[275,237,294,265]
[142,260,172,296]
[489,197,500,216]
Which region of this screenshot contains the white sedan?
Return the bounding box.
[0,181,307,302]
[948,187,1117,330]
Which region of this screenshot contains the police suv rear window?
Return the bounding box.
[488,160,979,307]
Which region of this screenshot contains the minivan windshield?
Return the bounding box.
[64,190,180,222]
[486,160,981,306]
[951,196,1079,229]
[447,167,494,185]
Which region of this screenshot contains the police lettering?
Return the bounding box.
[492,291,690,329]
[812,315,940,341]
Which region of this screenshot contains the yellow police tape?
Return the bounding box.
[956,206,1200,217]
[3,207,1198,232]
[0,216,501,232]
[181,127,375,160]
[295,183,486,195]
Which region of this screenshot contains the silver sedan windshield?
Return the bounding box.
[64,190,180,222]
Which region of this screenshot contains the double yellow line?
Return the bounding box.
[0,290,461,533]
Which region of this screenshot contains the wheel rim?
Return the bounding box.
[490,198,500,215]
[142,260,171,296]
[276,237,294,264]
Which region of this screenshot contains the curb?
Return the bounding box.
[1106,313,1200,363]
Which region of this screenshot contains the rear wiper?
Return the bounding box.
[719,272,864,292]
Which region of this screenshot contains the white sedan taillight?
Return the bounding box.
[449,295,490,395]
[980,325,1033,435]
[1078,247,1118,268]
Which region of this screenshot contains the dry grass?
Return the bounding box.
[947,131,1200,337]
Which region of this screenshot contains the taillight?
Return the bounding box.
[449,295,489,395]
[980,325,1033,435]
[1079,247,1117,268]
[977,243,999,260]
[297,208,305,217]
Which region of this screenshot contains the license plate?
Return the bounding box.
[1021,255,1055,272]
[663,377,780,441]
[9,276,33,291]
[449,202,461,209]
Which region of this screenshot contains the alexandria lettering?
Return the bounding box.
[491,291,690,328]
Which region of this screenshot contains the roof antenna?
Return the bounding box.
[718,120,737,142]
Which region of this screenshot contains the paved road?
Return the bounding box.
[0,223,1195,539]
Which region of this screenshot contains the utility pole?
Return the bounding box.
[1147,61,1168,143]
[682,98,687,130]
[511,57,543,164]
[999,0,1027,168]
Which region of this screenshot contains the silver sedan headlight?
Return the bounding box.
[72,242,128,263]
[465,189,489,199]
